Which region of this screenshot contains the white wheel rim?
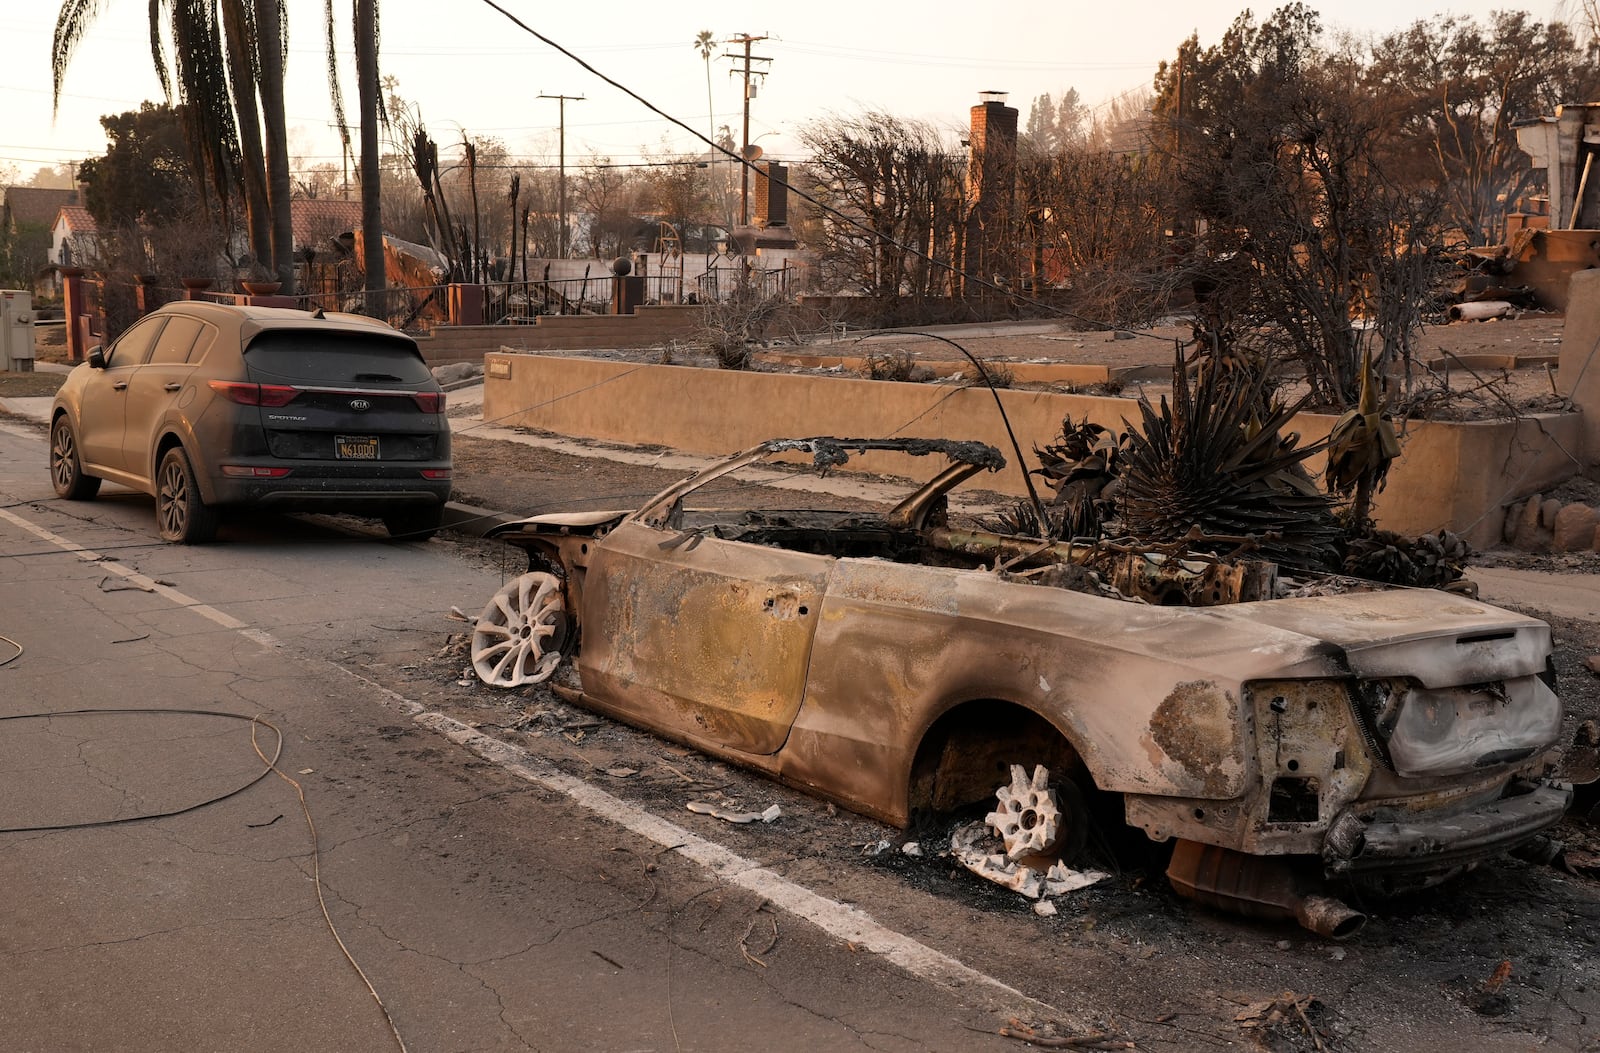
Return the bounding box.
[986,763,1063,861]
[471,572,567,687]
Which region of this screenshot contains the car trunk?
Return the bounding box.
[241,331,444,463]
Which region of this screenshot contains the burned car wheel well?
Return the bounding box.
[908,700,1092,816]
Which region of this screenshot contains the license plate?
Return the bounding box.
[335,435,379,460]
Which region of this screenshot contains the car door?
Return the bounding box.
[577,518,832,756]
[121,315,211,479]
[76,316,166,474]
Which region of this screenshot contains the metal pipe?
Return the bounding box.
[1166,839,1366,940]
[1448,300,1513,322]
[1572,152,1594,230]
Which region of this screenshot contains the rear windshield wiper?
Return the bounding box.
[354,372,404,382]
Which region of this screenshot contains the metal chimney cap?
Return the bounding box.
[978,91,1010,104]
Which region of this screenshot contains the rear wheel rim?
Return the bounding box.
[50,424,76,491]
[158,457,189,537]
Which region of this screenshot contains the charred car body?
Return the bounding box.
[478,438,1569,936]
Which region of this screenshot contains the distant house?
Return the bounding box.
[3,187,82,297]
[51,205,100,269]
[292,198,363,255]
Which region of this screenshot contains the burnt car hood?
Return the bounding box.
[1203,586,1549,686]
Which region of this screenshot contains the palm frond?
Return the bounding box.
[51,0,110,113]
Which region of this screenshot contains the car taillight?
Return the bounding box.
[209,380,300,407]
[221,466,294,478]
[411,391,445,413]
[421,468,452,479]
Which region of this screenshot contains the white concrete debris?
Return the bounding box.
[686,801,782,824]
[1034,899,1059,917]
[901,842,923,857]
[951,819,1110,903]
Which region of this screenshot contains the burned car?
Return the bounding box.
[475,437,1569,936]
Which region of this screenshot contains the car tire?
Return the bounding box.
[383,506,443,542]
[50,417,101,500]
[155,447,219,544]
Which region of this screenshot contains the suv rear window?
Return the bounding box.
[244,331,433,385]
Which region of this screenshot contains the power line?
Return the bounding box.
[470,0,1170,341]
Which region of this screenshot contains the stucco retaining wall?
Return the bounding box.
[482,352,1581,548]
[414,305,706,365]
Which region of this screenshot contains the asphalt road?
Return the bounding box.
[0,420,1034,1053]
[5,414,1600,1053]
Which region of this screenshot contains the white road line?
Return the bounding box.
[413,705,1071,1026]
[0,506,279,648]
[331,665,1069,1024]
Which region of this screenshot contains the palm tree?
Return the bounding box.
[354,0,385,304]
[252,0,295,292]
[694,30,716,141]
[52,0,294,289]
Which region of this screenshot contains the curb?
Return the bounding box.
[441,500,520,537]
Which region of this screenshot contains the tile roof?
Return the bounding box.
[4,186,80,228]
[292,197,363,246]
[57,204,98,233]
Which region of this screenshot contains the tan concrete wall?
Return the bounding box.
[483,353,1582,548]
[1561,268,1600,461]
[415,305,706,366]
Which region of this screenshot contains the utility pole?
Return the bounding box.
[721,34,771,229]
[539,93,585,257]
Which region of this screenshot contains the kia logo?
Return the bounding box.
[349,398,371,412]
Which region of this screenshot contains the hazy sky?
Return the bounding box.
[1,0,1568,183]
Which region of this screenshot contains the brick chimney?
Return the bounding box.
[963,91,1019,294]
[754,161,789,228]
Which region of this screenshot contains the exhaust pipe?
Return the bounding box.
[1167,839,1365,940]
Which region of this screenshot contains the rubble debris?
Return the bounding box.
[901,841,923,857]
[950,821,1109,901]
[1448,299,1514,321]
[1565,720,1600,822]
[1034,899,1058,917]
[1234,991,1330,1050]
[687,801,782,824]
[996,1019,1133,1050]
[1464,960,1514,1017]
[861,838,892,857]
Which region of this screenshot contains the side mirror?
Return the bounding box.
[87,346,106,369]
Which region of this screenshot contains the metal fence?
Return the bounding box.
[72,261,805,345]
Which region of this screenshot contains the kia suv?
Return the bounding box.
[49,301,452,543]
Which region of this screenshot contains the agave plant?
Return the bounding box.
[1113,353,1343,571]
[1025,420,1124,540]
[1343,529,1468,589]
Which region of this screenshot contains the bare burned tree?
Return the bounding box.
[1367,11,1600,245]
[1152,5,1448,408]
[797,111,967,326]
[1015,142,1174,325]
